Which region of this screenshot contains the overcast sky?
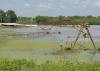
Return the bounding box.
[0,0,100,17]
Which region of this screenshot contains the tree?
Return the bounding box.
[35,16,49,25]
[6,10,17,23]
[0,10,6,23]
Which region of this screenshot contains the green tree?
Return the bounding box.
[6,10,17,23]
[35,16,49,25]
[0,9,6,23]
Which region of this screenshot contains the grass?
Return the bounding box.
[1,38,100,49]
[2,39,59,50]
[0,59,100,71]
[0,39,62,61]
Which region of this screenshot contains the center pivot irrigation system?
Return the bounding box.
[71,23,96,49]
[56,23,96,50]
[39,23,96,50]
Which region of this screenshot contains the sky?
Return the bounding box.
[0,0,100,17]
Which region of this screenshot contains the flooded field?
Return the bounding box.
[0,25,100,62]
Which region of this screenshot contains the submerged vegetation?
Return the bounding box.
[0,39,100,70]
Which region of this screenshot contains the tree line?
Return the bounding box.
[0,9,100,25]
[35,15,100,25]
[0,10,17,23]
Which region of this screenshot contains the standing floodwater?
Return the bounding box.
[0,25,100,62]
[0,25,100,41]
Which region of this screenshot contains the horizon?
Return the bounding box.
[0,0,100,17]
